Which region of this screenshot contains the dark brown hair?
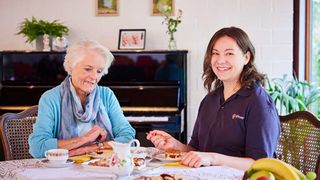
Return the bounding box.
[202,26,265,93]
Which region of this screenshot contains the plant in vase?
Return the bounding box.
[266,74,320,115]
[16,17,69,51]
[160,6,183,50]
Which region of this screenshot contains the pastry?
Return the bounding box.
[165,149,181,159]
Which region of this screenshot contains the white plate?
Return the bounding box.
[82,159,152,173]
[42,159,74,168]
[153,153,182,162]
[82,159,114,173]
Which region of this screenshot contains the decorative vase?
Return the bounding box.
[52,36,68,52]
[168,33,177,50]
[35,35,52,51]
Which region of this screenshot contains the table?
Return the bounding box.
[0,159,244,180]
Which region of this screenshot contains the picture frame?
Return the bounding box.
[151,0,174,16]
[118,29,146,50]
[96,0,118,16]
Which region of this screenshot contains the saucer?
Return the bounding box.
[42,159,74,168]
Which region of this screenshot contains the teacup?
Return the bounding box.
[45,149,69,164]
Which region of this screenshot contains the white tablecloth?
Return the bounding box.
[0,159,244,180]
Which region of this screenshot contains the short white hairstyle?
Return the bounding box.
[63,40,114,75]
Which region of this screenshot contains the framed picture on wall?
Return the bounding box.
[151,0,174,16]
[96,0,118,16]
[118,29,146,50]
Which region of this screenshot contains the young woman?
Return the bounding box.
[147,27,280,170]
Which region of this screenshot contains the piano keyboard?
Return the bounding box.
[126,116,169,122]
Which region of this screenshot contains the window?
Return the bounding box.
[294,0,320,81]
[294,0,320,115]
[310,1,320,84]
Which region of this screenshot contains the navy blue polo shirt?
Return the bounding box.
[189,83,280,160]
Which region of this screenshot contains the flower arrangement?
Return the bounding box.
[160,5,183,49]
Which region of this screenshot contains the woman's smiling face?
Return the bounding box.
[211,36,250,84]
[70,50,105,97]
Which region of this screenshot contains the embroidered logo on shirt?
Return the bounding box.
[232,114,244,120]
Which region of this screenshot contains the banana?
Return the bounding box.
[248,158,299,180]
[287,164,307,180]
[249,170,275,180]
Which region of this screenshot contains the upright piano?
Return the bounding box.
[0,50,188,158]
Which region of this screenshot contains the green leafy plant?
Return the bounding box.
[160,6,182,41]
[267,74,320,171]
[266,74,320,115]
[17,17,69,44]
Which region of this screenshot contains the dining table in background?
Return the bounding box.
[0,158,244,180]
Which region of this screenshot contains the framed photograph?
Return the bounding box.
[151,0,174,16]
[118,29,146,50]
[96,0,118,16]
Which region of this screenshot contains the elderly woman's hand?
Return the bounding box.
[83,125,107,144]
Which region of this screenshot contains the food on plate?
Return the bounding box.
[88,158,110,167]
[89,149,113,158]
[133,157,146,169]
[132,147,147,169]
[134,174,186,180]
[165,149,182,159]
[70,154,92,164]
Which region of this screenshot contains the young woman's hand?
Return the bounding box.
[83,125,107,144]
[180,151,219,168]
[146,130,178,150]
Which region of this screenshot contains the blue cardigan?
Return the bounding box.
[28,85,135,158]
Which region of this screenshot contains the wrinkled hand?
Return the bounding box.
[83,125,107,144]
[69,143,97,157]
[181,151,217,168]
[146,130,177,150]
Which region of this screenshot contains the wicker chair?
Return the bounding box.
[0,106,38,160]
[276,110,320,175]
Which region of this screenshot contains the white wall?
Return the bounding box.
[0,0,293,140]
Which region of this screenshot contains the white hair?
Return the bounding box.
[63,40,114,75]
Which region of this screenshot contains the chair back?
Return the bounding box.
[0,106,38,160]
[277,110,320,174]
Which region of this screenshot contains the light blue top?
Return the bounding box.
[28,85,135,158]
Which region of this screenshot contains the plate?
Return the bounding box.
[153,153,182,162]
[131,147,162,158]
[82,159,114,173]
[42,159,74,168]
[82,159,152,173]
[88,149,113,159]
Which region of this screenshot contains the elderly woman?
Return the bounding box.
[29,40,135,158]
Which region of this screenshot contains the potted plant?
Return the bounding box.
[16,17,69,50]
[266,74,320,171]
[266,74,320,115]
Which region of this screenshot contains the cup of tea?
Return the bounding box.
[45,149,69,164]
